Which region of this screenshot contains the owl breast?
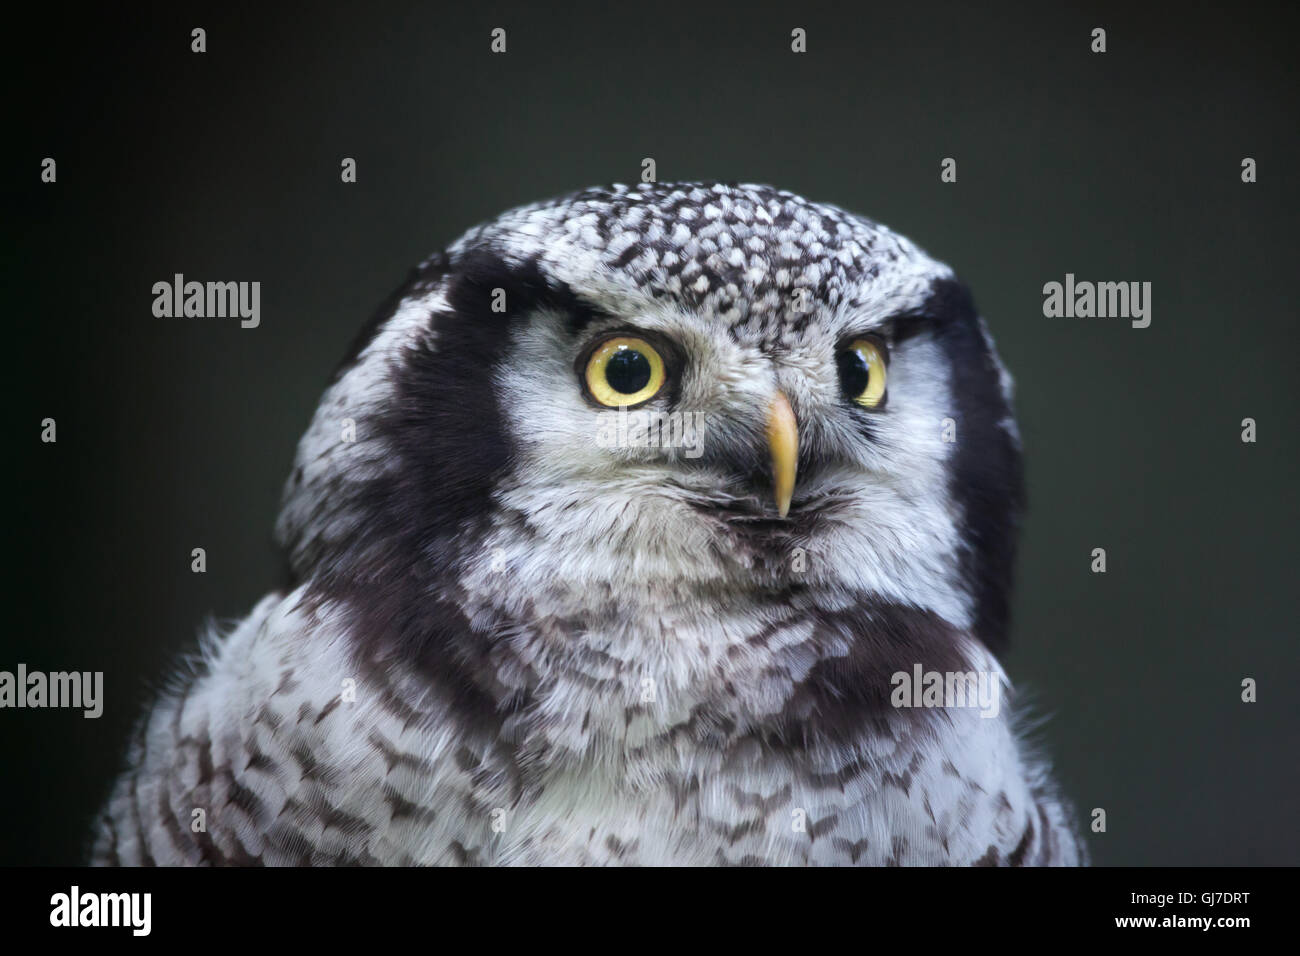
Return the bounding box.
[92,588,1081,866]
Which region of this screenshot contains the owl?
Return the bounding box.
[92,182,1084,866]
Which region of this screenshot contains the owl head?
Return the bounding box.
[275,183,1023,741]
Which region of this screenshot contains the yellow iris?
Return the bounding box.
[584,336,666,407]
[843,338,888,408]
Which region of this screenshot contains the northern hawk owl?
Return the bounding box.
[93,182,1085,866]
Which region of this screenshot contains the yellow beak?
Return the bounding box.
[767,392,799,518]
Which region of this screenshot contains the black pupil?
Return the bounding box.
[605,348,652,394]
[837,348,872,397]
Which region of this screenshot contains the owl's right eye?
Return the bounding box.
[583,336,667,407]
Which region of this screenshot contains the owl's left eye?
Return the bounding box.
[583,336,667,407]
[836,337,888,408]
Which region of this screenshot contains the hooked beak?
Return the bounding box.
[766,392,799,518]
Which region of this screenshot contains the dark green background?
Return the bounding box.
[7,2,1297,866]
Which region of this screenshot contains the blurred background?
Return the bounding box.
[7,1,1297,865]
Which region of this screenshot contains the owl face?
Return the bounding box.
[485,250,974,621]
[277,184,1023,707]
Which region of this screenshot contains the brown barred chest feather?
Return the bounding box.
[90,599,1083,867]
